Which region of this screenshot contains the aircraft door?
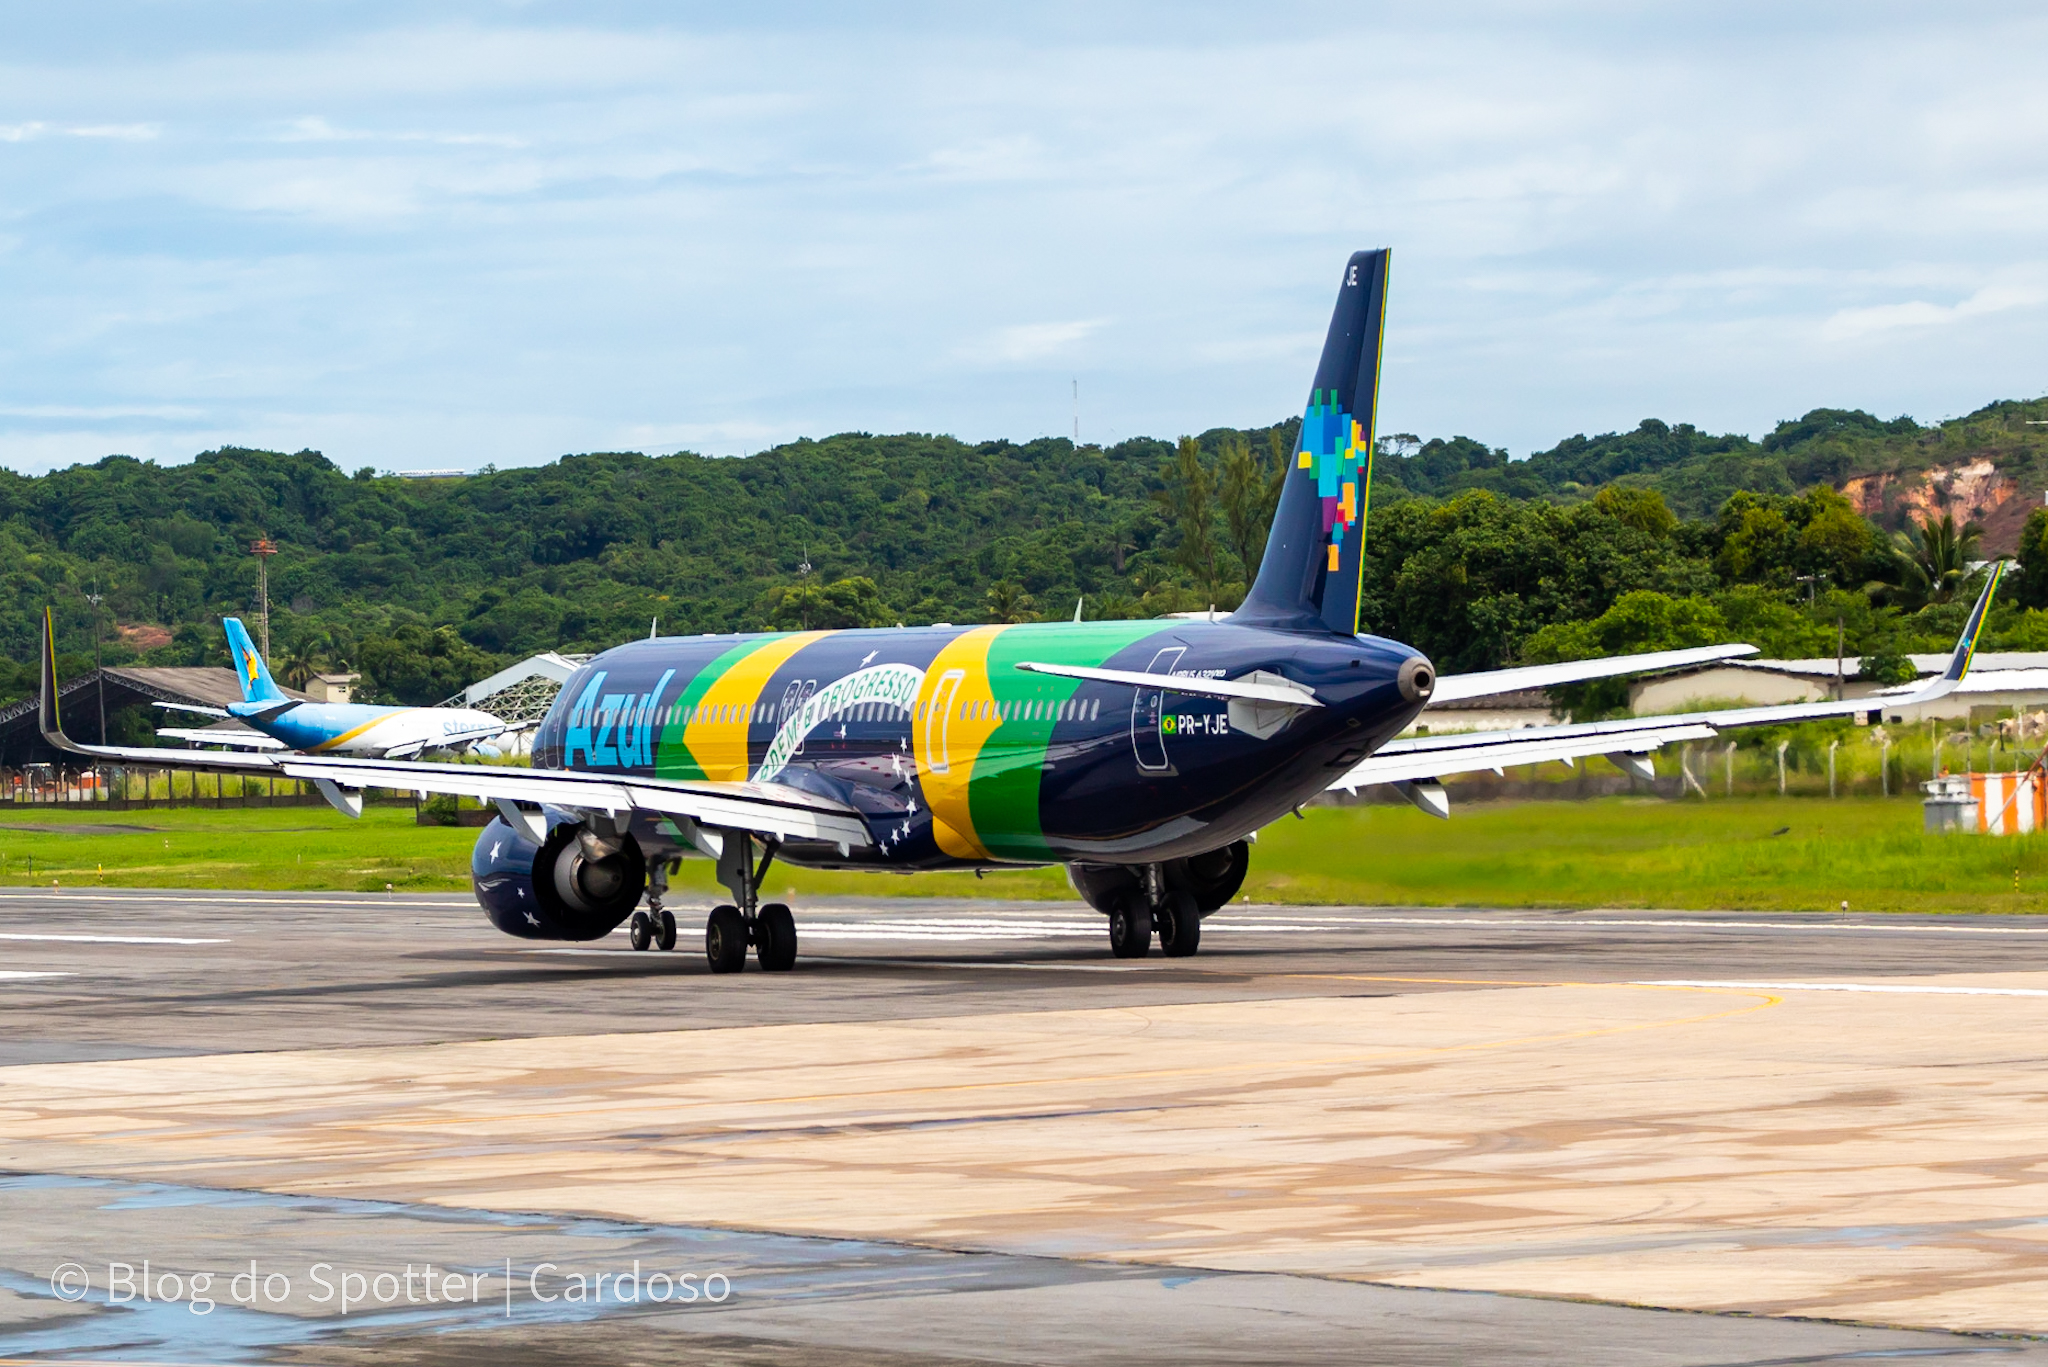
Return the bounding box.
[924,669,964,773]
[1131,646,1184,774]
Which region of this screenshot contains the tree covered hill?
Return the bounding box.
[6,393,2048,715]
[1373,396,2048,527]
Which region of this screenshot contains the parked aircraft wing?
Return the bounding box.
[1427,644,1760,703]
[39,610,871,848]
[155,727,287,751]
[1013,662,1323,707]
[1331,564,2004,810]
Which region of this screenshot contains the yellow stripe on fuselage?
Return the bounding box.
[682,632,828,781]
[309,710,415,753]
[912,624,1008,861]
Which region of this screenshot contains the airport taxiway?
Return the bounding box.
[5,889,2048,1363]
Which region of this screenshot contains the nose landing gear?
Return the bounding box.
[627,861,679,952]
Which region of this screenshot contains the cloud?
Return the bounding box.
[3,5,2048,474]
[1821,282,2048,342]
[969,320,1109,365]
[0,121,154,142]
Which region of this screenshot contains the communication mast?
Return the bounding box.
[251,538,279,658]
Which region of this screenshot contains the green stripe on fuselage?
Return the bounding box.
[653,636,782,781]
[970,618,1176,860]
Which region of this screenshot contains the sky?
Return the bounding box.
[2,2,2045,474]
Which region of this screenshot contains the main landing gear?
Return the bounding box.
[623,832,796,973]
[1071,842,1247,961]
[705,831,796,974]
[1108,869,1201,960]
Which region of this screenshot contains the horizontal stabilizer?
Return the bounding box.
[1014,661,1322,708]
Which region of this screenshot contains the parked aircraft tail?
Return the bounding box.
[222,617,286,703]
[1235,248,1390,636]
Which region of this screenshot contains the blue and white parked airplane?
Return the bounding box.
[155,618,518,759]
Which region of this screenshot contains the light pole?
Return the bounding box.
[251,538,278,658]
[85,582,106,745]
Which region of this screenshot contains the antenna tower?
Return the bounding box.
[251,538,279,658]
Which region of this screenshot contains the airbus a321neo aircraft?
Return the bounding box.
[39,248,2002,973]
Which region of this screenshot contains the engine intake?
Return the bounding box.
[472,812,646,941]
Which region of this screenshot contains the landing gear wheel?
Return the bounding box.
[655,908,677,952]
[628,910,652,952]
[1158,890,1201,958]
[756,903,797,972]
[1108,898,1152,959]
[706,905,748,974]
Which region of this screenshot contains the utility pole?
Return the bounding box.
[251,538,278,658]
[86,581,105,744]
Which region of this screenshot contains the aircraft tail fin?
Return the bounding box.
[1234,248,1390,635]
[222,617,286,703]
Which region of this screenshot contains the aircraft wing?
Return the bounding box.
[155,727,287,751]
[1332,564,2004,812]
[1428,644,1760,702]
[37,611,871,849]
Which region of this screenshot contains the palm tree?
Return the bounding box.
[1883,511,1982,609]
[985,581,1035,623]
[278,640,325,689]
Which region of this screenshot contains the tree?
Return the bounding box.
[1216,434,1270,584]
[277,640,325,688]
[1881,512,1982,609]
[1591,486,1676,538]
[984,580,1035,623]
[2016,506,2048,609]
[762,576,893,630]
[1153,436,1220,593]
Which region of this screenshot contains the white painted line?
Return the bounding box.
[0,932,227,946]
[0,971,72,981]
[0,892,464,909]
[1224,914,2048,936]
[1642,979,2048,998]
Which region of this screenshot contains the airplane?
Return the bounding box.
[153,617,520,760]
[35,248,2003,974]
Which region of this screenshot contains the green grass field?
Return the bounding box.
[0,797,2043,913]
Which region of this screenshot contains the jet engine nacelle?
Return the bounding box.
[1067,839,1250,916]
[472,810,647,941]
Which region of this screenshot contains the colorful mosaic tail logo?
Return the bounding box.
[1235,249,1390,637]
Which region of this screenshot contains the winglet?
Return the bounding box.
[38,607,63,745]
[1943,561,2003,683]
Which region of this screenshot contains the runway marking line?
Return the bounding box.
[0,971,70,981]
[0,932,226,945]
[1644,979,2048,998]
[342,980,1783,1133]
